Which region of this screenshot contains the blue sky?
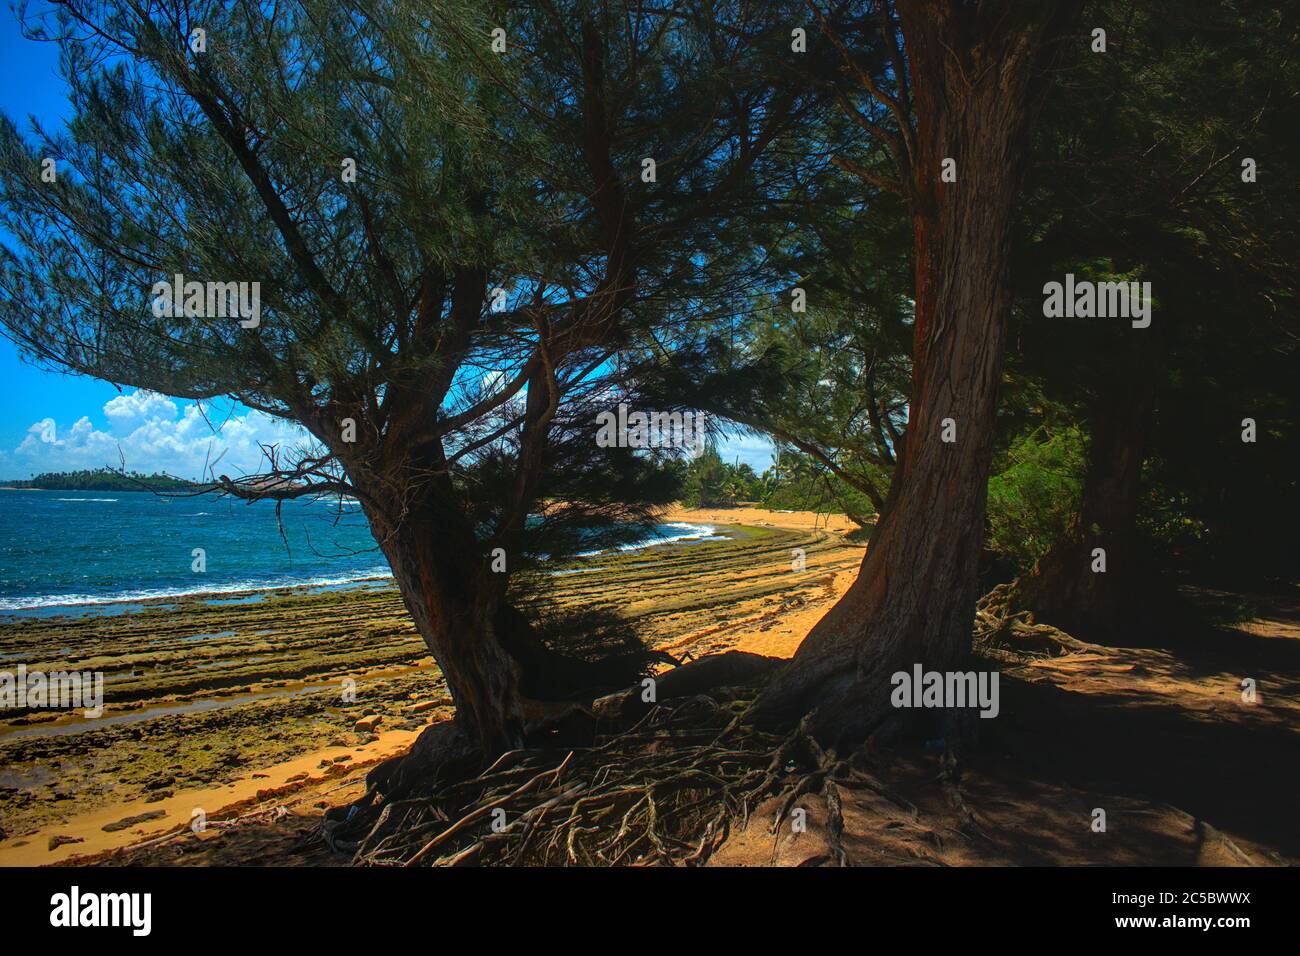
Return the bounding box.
[0,6,773,480]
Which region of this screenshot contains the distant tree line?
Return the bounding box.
[4,468,208,491]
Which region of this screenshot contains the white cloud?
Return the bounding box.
[0,390,309,480]
[102,390,179,426]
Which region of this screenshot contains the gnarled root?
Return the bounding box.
[321,652,791,865]
[974,582,1092,659]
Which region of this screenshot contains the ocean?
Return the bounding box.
[0,490,716,615]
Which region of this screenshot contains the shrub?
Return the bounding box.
[986,426,1085,571]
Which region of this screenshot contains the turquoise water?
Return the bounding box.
[0,490,716,614]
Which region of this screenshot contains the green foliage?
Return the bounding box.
[1010,0,1300,579]
[676,446,877,525]
[1137,482,1209,555]
[986,427,1085,571]
[679,447,731,507]
[5,468,207,491]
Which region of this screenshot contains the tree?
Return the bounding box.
[638,64,914,526]
[5,468,209,491]
[984,424,1085,573]
[723,190,913,520]
[680,445,727,506]
[754,0,1083,744]
[1008,0,1300,636]
[0,0,812,757]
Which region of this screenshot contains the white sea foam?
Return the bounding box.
[0,522,714,612]
[0,568,395,612]
[575,522,720,558]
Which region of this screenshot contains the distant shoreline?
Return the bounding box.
[0,468,208,493]
[0,485,199,492]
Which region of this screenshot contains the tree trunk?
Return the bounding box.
[755,2,1078,747]
[1015,375,1157,638]
[358,480,669,760]
[364,488,529,756]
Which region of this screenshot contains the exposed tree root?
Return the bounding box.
[974,582,1092,660]
[322,691,991,867]
[315,663,900,867]
[317,642,1017,867]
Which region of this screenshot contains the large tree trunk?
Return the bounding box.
[755,2,1078,747]
[1015,374,1157,638]
[359,482,662,759]
[363,486,529,755]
